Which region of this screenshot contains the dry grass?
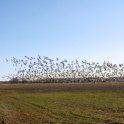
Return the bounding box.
[0,82,124,93]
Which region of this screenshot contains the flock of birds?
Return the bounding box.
[3,55,124,82]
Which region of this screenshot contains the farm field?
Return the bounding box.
[0,83,124,124]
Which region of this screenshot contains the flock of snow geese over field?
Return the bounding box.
[3,55,124,82]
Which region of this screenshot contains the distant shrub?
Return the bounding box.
[10,77,19,83]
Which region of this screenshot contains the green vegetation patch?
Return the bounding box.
[0,83,124,123]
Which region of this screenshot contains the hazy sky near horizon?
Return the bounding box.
[0,0,124,79]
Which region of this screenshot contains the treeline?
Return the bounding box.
[8,77,124,84]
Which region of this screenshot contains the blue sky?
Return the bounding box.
[0,0,124,80]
